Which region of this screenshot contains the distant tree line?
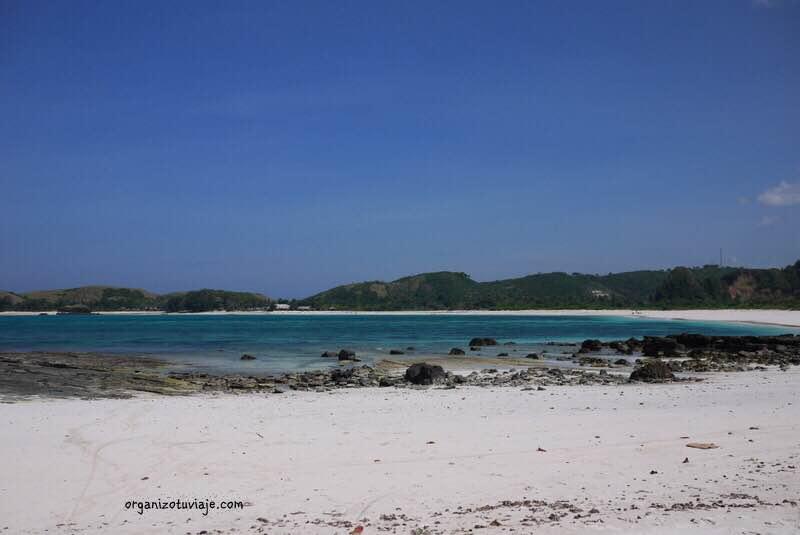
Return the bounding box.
[163,289,269,312]
[3,261,799,312]
[299,261,800,310]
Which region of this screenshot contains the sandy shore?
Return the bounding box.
[3,309,800,327]
[1,369,798,534]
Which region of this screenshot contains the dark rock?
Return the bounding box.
[503,341,516,346]
[673,333,712,349]
[404,363,446,385]
[330,368,355,382]
[389,349,405,355]
[449,347,465,355]
[525,353,540,359]
[578,356,607,367]
[240,354,256,361]
[642,336,684,357]
[469,337,497,347]
[613,358,630,366]
[629,359,675,383]
[379,376,400,387]
[626,337,643,350]
[497,352,509,357]
[337,349,359,361]
[320,351,337,358]
[608,341,633,355]
[406,346,416,351]
[579,339,603,353]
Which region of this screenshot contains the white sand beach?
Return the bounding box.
[4,309,800,328]
[2,368,798,534]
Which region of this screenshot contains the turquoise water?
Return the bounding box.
[0,314,795,373]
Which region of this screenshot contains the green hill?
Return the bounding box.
[2,260,798,312]
[301,261,800,310]
[0,286,270,312]
[163,289,270,312]
[15,286,161,311]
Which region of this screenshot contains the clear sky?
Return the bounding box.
[2,0,799,298]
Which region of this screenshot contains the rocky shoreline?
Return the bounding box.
[572,333,800,372]
[1,333,798,400]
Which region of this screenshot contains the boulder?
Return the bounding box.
[469,337,497,347]
[389,349,405,355]
[379,376,400,387]
[629,359,675,383]
[449,347,465,355]
[404,363,446,385]
[578,356,607,367]
[240,354,256,361]
[642,336,684,357]
[330,368,355,382]
[613,358,630,366]
[579,339,603,353]
[626,338,643,351]
[525,353,540,359]
[337,349,359,361]
[497,352,509,357]
[320,351,337,358]
[608,341,633,355]
[673,333,712,349]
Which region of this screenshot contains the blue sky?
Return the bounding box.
[1,0,799,297]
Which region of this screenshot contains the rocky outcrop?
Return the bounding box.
[629,360,675,383]
[469,337,497,347]
[579,339,603,353]
[578,356,608,367]
[240,354,256,361]
[337,349,360,361]
[673,333,712,349]
[404,363,446,385]
[449,347,465,355]
[608,341,633,355]
[642,336,684,357]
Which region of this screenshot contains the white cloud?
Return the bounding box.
[757,181,800,206]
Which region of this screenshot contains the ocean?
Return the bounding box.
[0,313,796,374]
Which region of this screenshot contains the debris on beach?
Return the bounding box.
[686,443,719,450]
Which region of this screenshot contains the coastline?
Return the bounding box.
[3,308,800,327]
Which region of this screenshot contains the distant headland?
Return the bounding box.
[2,261,798,313]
